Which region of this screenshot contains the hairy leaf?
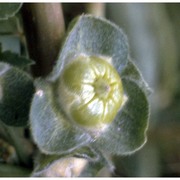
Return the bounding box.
[0,63,34,126]
[0,50,34,69]
[121,59,151,96]
[73,146,100,162]
[93,78,149,155]
[30,79,91,155]
[49,14,129,81]
[30,15,150,163]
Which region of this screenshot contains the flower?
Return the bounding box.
[30,15,149,157]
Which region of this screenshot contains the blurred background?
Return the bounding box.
[107,3,180,177]
[62,3,180,177]
[0,3,180,177]
[108,3,180,177]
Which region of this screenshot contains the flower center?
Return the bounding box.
[93,78,111,99]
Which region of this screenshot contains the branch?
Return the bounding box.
[85,3,105,17]
[21,3,65,77]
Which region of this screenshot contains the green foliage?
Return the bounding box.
[0,62,34,126]
[0,17,19,34]
[121,59,152,96]
[30,79,91,154]
[30,14,150,170]
[0,47,34,69]
[0,3,35,127]
[0,4,150,176]
[0,43,35,126]
[93,78,149,155]
[73,146,100,162]
[0,3,22,20]
[49,15,129,81]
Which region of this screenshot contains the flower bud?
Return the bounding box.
[57,55,125,128]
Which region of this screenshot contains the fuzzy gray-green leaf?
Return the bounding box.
[30,79,91,155]
[31,14,150,159]
[50,15,129,81]
[0,62,34,126]
[121,59,151,96]
[73,146,100,162]
[79,161,104,177]
[93,78,149,155]
[0,50,34,69]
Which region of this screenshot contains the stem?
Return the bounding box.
[85,3,105,17]
[21,3,65,77]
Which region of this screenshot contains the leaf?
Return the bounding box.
[30,15,150,160]
[79,149,114,177]
[0,3,22,20]
[0,50,34,69]
[49,14,129,81]
[73,146,100,162]
[0,63,34,126]
[0,17,19,33]
[121,59,152,96]
[79,161,104,177]
[30,79,92,155]
[93,78,149,155]
[32,149,112,177]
